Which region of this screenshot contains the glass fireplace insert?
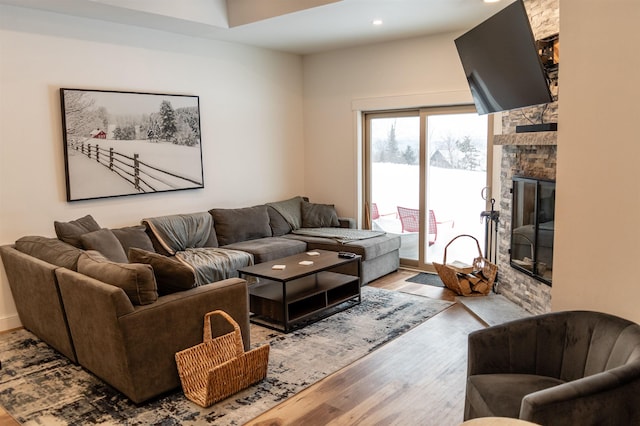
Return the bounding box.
[510,176,555,285]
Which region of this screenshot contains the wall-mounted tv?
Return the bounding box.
[454,0,553,115]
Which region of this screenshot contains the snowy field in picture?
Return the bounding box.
[61,89,203,201]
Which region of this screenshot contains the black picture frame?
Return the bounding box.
[60,88,204,202]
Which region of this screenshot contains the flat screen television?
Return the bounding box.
[454,0,553,115]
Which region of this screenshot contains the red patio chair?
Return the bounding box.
[397,206,420,233]
[397,207,451,246]
[371,203,380,220]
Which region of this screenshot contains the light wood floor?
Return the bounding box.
[0,269,485,426]
[246,269,486,426]
[0,394,16,424]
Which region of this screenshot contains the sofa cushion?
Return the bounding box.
[267,206,292,237]
[78,250,158,305]
[54,214,101,248]
[266,196,305,230]
[80,229,128,263]
[222,237,307,263]
[210,205,272,246]
[284,233,401,261]
[14,235,84,271]
[111,225,156,254]
[128,248,195,295]
[301,201,340,228]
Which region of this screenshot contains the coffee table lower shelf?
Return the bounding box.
[249,271,361,332]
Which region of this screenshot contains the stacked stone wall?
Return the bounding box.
[501,0,559,135]
[497,145,556,314]
[494,0,558,314]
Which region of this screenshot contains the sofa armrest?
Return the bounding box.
[338,217,356,229]
[0,245,77,361]
[56,268,249,403]
[521,362,640,425]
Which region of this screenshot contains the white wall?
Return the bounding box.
[302,33,474,221]
[0,5,305,330]
[552,0,640,322]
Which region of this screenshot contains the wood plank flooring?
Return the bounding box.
[0,410,18,426]
[246,269,486,426]
[0,269,484,426]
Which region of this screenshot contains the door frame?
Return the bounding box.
[363,105,494,272]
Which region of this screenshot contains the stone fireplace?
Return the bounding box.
[490,0,558,315]
[494,137,556,314]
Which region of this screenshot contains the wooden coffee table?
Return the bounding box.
[238,249,361,332]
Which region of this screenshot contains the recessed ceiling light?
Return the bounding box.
[372,19,383,26]
[484,0,501,3]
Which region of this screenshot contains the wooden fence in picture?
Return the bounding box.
[72,141,202,193]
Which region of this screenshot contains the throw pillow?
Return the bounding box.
[54,214,101,248]
[77,250,158,305]
[111,225,156,254]
[80,229,128,263]
[209,205,272,246]
[267,205,292,237]
[266,196,304,230]
[128,248,195,295]
[15,235,84,271]
[301,201,340,228]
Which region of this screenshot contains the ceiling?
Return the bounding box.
[0,0,514,55]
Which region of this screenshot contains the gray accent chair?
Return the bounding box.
[464,310,640,425]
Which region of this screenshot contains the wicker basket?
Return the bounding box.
[175,310,270,407]
[433,234,498,297]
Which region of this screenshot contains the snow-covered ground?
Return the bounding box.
[371,162,489,264]
[66,138,203,200]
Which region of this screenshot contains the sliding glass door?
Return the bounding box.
[364,106,491,270]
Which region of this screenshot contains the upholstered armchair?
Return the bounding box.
[464,310,640,425]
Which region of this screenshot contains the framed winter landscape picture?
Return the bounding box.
[60,88,204,201]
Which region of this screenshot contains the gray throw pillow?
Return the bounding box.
[210,205,272,246]
[54,214,101,248]
[267,206,292,236]
[78,250,158,305]
[80,229,128,263]
[128,248,195,295]
[111,225,156,254]
[15,236,84,271]
[266,196,304,230]
[301,201,340,228]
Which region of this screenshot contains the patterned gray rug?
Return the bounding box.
[0,286,453,425]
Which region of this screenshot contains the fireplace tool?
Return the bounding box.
[480,189,500,292]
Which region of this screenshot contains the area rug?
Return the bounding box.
[0,287,453,426]
[405,272,444,287]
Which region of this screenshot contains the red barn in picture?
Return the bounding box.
[90,129,106,139]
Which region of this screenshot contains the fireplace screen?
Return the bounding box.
[510,176,555,285]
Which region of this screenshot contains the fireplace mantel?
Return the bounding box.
[494,132,557,146]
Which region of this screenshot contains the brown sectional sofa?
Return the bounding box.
[0,196,400,403]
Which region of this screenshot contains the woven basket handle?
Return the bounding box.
[203,310,244,356]
[442,234,483,264]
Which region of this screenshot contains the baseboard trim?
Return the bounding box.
[0,314,22,333]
